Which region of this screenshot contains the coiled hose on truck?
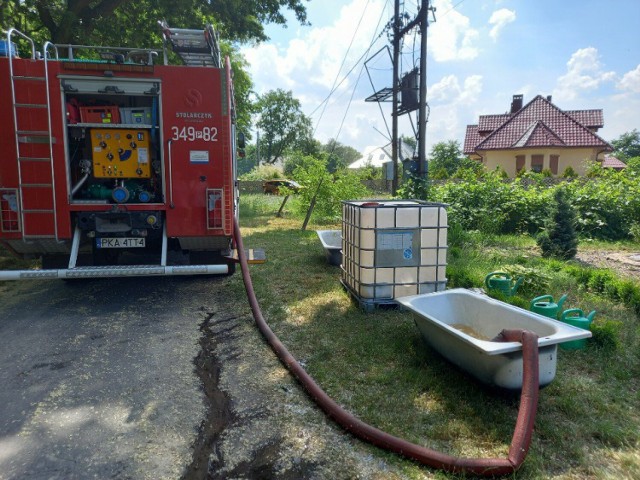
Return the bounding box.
[233,217,540,476]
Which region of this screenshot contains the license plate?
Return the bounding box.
[96,237,145,249]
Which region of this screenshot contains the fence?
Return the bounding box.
[238,179,392,195]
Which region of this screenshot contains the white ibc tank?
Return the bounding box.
[341,200,447,302]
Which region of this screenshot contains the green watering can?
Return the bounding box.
[559,308,596,350]
[484,271,524,297]
[530,294,568,319]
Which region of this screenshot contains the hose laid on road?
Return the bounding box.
[233,217,540,476]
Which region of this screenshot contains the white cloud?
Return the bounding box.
[426,74,483,147]
[429,75,460,102]
[240,0,395,151]
[429,0,480,61]
[429,74,483,104]
[553,47,616,101]
[618,64,640,93]
[242,0,387,95]
[488,8,516,41]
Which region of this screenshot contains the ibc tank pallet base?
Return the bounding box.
[341,280,399,312]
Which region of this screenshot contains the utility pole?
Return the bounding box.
[418,0,429,178]
[365,0,435,195]
[391,0,401,196]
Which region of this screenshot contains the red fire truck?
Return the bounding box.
[0,23,242,280]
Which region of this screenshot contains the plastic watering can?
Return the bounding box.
[530,294,568,319]
[559,308,596,350]
[484,271,524,297]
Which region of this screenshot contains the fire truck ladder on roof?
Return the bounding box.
[6,28,58,240]
[158,20,221,68]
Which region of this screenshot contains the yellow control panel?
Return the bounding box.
[90,128,151,178]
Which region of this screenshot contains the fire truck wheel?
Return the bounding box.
[226,260,236,276]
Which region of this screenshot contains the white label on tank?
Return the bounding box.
[190,150,209,163]
[378,231,413,250]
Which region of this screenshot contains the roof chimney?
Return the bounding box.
[510,94,523,114]
[546,95,552,102]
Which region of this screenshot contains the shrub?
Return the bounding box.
[291,155,370,222]
[397,173,430,200]
[587,270,616,294]
[426,166,640,241]
[562,166,578,178]
[616,280,639,304]
[499,264,551,295]
[446,265,477,289]
[239,164,283,181]
[590,319,621,351]
[537,188,578,260]
[630,223,640,242]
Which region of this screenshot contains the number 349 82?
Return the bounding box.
[171,126,218,142]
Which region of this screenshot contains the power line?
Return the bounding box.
[439,0,468,18]
[308,0,390,120]
[313,0,372,136]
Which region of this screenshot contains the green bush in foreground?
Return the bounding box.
[291,155,370,222]
[422,162,640,241]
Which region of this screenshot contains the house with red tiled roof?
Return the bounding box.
[601,154,627,171]
[463,95,613,177]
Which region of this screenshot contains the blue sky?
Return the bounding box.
[241,0,640,154]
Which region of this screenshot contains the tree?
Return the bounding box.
[290,155,370,222]
[611,129,640,161]
[255,89,313,164]
[428,140,480,178]
[400,134,417,152]
[1,1,269,142]
[536,188,578,260]
[221,43,254,136]
[322,139,361,173]
[1,0,308,45]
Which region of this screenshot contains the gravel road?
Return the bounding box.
[0,275,424,480]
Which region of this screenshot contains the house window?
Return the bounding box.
[516,155,525,172]
[550,155,559,175]
[531,154,544,173]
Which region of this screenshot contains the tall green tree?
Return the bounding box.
[256,89,313,164]
[428,140,482,179]
[1,1,306,141]
[322,139,360,173]
[400,134,417,152]
[221,43,254,136]
[1,0,309,45]
[429,140,462,177]
[611,129,640,161]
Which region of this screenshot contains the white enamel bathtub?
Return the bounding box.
[396,289,592,389]
[316,230,342,266]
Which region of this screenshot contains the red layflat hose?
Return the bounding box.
[233,218,540,476]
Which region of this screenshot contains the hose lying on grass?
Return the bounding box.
[233,217,540,476]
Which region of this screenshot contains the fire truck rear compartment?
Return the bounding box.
[1,25,238,278]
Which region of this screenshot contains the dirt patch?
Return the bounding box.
[575,250,640,281]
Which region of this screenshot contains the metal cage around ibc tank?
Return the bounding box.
[341,200,448,308]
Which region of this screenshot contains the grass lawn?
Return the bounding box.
[232,193,640,479]
[0,192,637,478]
